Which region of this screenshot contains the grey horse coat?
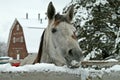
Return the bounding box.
[33,2,83,68]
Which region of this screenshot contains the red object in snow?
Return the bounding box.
[11,62,20,67]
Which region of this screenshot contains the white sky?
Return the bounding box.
[0,0,71,43]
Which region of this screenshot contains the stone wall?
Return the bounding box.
[0,72,81,80]
[0,71,120,80]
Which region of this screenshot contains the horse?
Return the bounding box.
[33,2,83,68]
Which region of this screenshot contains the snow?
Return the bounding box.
[18,18,47,28]
[84,48,102,61]
[71,60,79,67]
[0,62,120,80]
[17,18,48,53]
[83,64,120,79]
[115,27,120,48]
[81,69,89,80]
[78,37,86,42]
[106,59,118,62]
[72,0,108,28]
[0,0,119,79]
[73,6,93,27]
[0,63,83,74]
[106,65,120,72]
[94,0,108,6]
[100,34,107,43]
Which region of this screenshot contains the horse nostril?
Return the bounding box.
[68,49,73,56]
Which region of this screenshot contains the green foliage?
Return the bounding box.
[63,0,120,60]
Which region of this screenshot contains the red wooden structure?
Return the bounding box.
[7,19,28,59]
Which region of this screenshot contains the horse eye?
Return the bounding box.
[52,28,57,33]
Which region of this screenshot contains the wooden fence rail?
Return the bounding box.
[81,60,120,68]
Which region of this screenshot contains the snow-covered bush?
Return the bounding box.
[63,0,120,60]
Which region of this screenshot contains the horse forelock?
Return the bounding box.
[53,13,70,27]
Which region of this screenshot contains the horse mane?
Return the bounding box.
[33,30,45,64]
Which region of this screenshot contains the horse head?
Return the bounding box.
[34,2,83,68]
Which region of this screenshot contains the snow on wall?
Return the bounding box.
[0,63,82,74]
[0,63,120,80]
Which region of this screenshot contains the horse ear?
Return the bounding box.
[65,5,74,22]
[47,2,55,20]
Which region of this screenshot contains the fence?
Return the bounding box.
[0,60,120,80]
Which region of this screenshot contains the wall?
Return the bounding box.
[0,71,120,80]
[0,72,81,80]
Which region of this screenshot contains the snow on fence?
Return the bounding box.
[81,60,120,68]
[0,60,120,80]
